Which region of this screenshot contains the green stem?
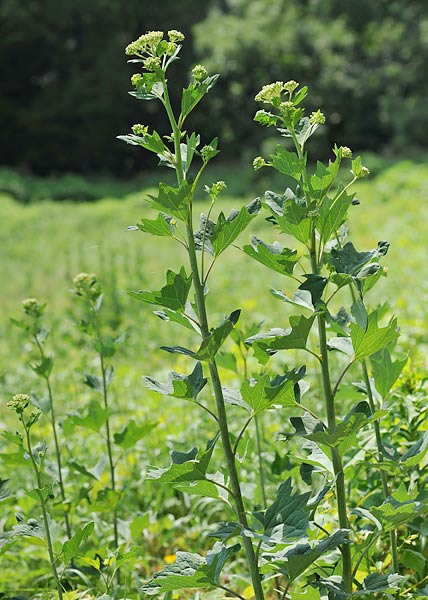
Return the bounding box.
[163,77,265,599]
[24,422,63,600]
[90,304,119,551]
[34,337,71,539]
[254,415,267,509]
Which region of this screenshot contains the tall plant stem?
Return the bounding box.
[90,305,119,551]
[34,337,71,539]
[24,423,63,600]
[360,360,399,574]
[310,235,353,594]
[162,77,264,599]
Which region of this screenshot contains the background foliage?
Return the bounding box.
[1,0,427,176]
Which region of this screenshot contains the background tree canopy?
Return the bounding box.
[1,0,427,175]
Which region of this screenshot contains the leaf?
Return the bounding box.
[400,432,428,468]
[144,362,207,401]
[308,157,340,202]
[254,109,279,127]
[328,241,389,275]
[298,274,328,306]
[270,145,305,180]
[327,336,354,356]
[128,267,192,312]
[181,75,219,120]
[355,572,405,595]
[64,400,108,433]
[267,529,349,581]
[402,549,426,578]
[318,187,354,244]
[62,521,94,564]
[351,310,398,361]
[246,315,315,365]
[141,543,240,595]
[113,419,158,450]
[370,348,407,399]
[271,288,314,311]
[370,497,425,531]
[211,198,261,256]
[254,479,310,541]
[243,237,299,277]
[68,456,106,481]
[154,307,200,333]
[117,130,165,154]
[30,355,53,379]
[147,182,191,222]
[135,212,176,237]
[162,310,241,362]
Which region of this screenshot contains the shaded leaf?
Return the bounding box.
[62,521,94,564]
[113,419,158,450]
[243,237,299,277]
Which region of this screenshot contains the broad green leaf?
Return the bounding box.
[266,529,349,581]
[327,336,353,356]
[351,297,368,330]
[254,479,310,540]
[254,109,279,127]
[147,182,191,222]
[370,348,407,399]
[128,267,192,312]
[370,497,425,531]
[154,307,201,333]
[271,288,314,311]
[113,419,158,450]
[30,355,53,379]
[144,362,207,401]
[243,237,299,277]
[355,573,405,595]
[211,198,261,256]
[308,157,340,202]
[68,456,106,481]
[240,375,272,414]
[135,212,176,237]
[62,522,94,564]
[141,543,240,595]
[270,145,305,180]
[173,480,221,500]
[298,274,328,305]
[400,432,428,468]
[291,588,321,600]
[83,367,114,394]
[328,241,389,275]
[117,130,165,154]
[181,75,219,120]
[64,400,108,433]
[318,186,354,244]
[351,310,398,361]
[402,549,426,578]
[162,310,241,361]
[246,315,315,364]
[277,204,312,244]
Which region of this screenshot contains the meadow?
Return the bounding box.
[1,157,428,598]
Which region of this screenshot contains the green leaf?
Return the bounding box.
[243,237,299,277]
[147,182,191,222]
[154,308,200,333]
[267,529,349,581]
[68,456,106,481]
[308,157,340,202]
[400,432,428,468]
[128,267,192,312]
[318,187,354,244]
[83,367,114,393]
[370,497,425,531]
[370,348,407,399]
[254,478,310,540]
[144,362,207,401]
[211,198,261,256]
[113,419,158,450]
[402,549,426,578]
[328,241,389,275]
[162,310,241,362]
[298,274,328,306]
[181,75,219,120]
[64,400,108,433]
[355,573,405,595]
[135,212,176,237]
[117,130,165,154]
[351,310,398,361]
[246,315,315,365]
[62,521,94,564]
[271,288,314,311]
[141,543,240,595]
[270,145,305,180]
[30,355,53,379]
[254,109,279,127]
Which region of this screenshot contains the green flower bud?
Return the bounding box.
[253,156,267,170]
[7,394,30,414]
[208,181,227,197]
[255,81,284,104]
[131,73,142,86]
[166,42,177,55]
[283,80,299,94]
[132,124,149,136]
[168,30,185,42]
[192,64,208,81]
[143,56,161,72]
[309,110,326,125]
[201,145,215,163]
[73,272,97,296]
[340,146,353,159]
[360,166,370,178]
[22,297,42,317]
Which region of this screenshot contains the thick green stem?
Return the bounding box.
[24,423,63,600]
[361,361,399,574]
[310,234,353,594]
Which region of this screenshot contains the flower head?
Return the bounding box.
[22,298,43,318]
[143,56,161,72]
[255,82,284,104]
[125,31,164,56]
[253,156,268,170]
[168,30,185,42]
[360,166,370,178]
[283,80,299,94]
[309,110,326,125]
[340,146,353,159]
[7,394,30,415]
[201,145,215,163]
[192,64,208,81]
[131,73,142,87]
[208,181,227,198]
[132,124,149,136]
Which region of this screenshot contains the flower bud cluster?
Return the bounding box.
[126,30,185,58]
[144,56,161,72]
[340,146,353,159]
[309,110,326,125]
[7,394,30,414]
[360,166,370,178]
[253,156,268,170]
[208,181,227,198]
[22,297,43,318]
[131,73,142,87]
[192,64,208,81]
[73,272,100,301]
[132,124,149,136]
[255,80,301,105]
[200,145,215,163]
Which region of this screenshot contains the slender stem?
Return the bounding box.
[23,422,63,600]
[233,415,254,455]
[352,530,380,579]
[332,361,354,398]
[34,336,71,539]
[254,415,267,509]
[90,303,119,551]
